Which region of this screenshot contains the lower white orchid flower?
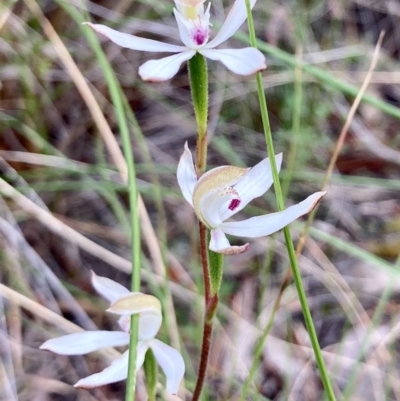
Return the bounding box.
[177,143,325,254]
[84,0,265,81]
[40,273,185,394]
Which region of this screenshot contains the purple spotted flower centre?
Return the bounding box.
[192,27,208,46]
[228,198,241,211]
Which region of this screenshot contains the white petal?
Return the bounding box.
[139,50,196,82]
[209,227,249,254]
[84,23,186,53]
[91,271,130,303]
[74,341,149,389]
[199,48,266,75]
[173,9,194,48]
[205,0,257,48]
[219,154,282,221]
[74,350,129,389]
[149,339,185,395]
[221,191,326,238]
[139,312,163,341]
[40,331,129,355]
[136,340,150,371]
[177,142,197,207]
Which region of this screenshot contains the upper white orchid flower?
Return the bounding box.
[84,0,266,81]
[177,143,325,254]
[40,272,185,394]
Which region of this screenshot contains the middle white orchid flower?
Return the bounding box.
[177,143,325,254]
[84,0,266,81]
[40,273,185,394]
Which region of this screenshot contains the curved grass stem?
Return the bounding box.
[244,1,336,400]
[240,29,384,400]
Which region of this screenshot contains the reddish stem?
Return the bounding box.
[199,221,211,301]
[195,133,207,176]
[192,295,218,401]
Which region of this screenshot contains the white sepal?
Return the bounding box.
[139,50,196,81]
[136,340,150,371]
[221,191,326,238]
[91,271,130,303]
[177,142,197,206]
[149,339,185,395]
[84,23,186,53]
[40,331,129,355]
[199,47,266,75]
[219,154,282,221]
[74,350,130,388]
[205,0,257,48]
[138,312,163,341]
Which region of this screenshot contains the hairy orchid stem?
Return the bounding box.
[199,222,211,301]
[192,294,218,401]
[244,1,336,400]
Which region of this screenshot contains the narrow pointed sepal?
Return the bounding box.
[199,48,266,75]
[177,142,197,206]
[74,351,130,388]
[221,191,326,238]
[149,339,185,395]
[91,271,130,303]
[139,50,196,81]
[83,23,186,53]
[40,331,130,355]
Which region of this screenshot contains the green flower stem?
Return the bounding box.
[84,23,141,401]
[103,76,140,401]
[241,49,304,400]
[188,53,208,175]
[73,7,141,399]
[244,1,336,400]
[188,53,219,401]
[241,33,385,399]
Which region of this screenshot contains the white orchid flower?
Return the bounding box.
[177,143,325,254]
[40,272,185,394]
[84,0,266,81]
